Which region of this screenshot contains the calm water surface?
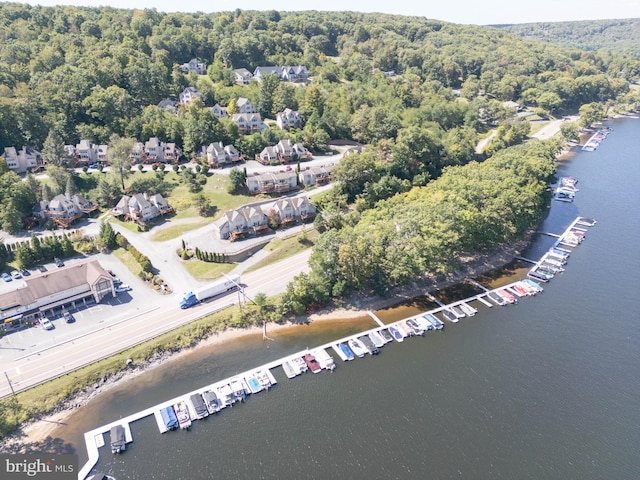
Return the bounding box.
[57,119,640,479]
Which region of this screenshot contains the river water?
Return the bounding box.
[56,118,640,479]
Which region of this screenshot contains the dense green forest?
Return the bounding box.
[496,19,640,59]
[1,3,640,305]
[1,2,639,155]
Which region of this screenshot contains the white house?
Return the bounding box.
[232,113,264,134]
[179,87,203,105]
[276,108,303,130]
[236,97,257,114]
[2,146,43,173]
[213,206,269,240]
[111,192,172,223]
[180,58,207,75]
[211,103,228,118]
[234,68,253,85]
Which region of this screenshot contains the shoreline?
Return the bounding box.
[2,230,536,452]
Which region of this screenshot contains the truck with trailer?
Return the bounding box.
[179,274,241,309]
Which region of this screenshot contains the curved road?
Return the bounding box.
[0,250,311,398]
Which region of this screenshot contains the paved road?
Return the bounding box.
[0,250,311,398]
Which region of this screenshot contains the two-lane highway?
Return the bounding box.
[0,250,311,398]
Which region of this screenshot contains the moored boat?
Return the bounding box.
[459,302,477,316]
[348,338,367,357]
[487,291,507,305]
[413,315,433,331]
[368,330,386,348]
[379,329,393,343]
[313,348,337,369]
[160,406,178,431]
[450,305,466,319]
[282,360,298,378]
[497,289,516,304]
[388,325,405,342]
[217,384,235,406]
[189,393,209,419]
[405,318,425,336]
[521,278,543,292]
[303,353,322,373]
[338,342,355,360]
[202,390,221,414]
[290,356,309,374]
[423,313,444,330]
[244,373,262,394]
[358,335,380,354]
[174,401,192,430]
[396,321,414,337]
[110,425,126,454]
[441,308,459,323]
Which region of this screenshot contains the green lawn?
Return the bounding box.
[244,228,318,273]
[112,247,143,277]
[181,258,237,282]
[150,220,210,242]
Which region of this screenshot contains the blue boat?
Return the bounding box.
[522,278,543,292]
[338,342,355,360]
[388,326,404,342]
[160,406,178,431]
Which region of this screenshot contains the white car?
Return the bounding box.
[115,284,131,294]
[10,270,22,279]
[40,318,54,330]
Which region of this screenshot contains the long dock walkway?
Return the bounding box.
[78,217,595,480]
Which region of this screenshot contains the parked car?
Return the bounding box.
[62,311,74,323]
[112,277,122,286]
[106,269,116,277]
[40,318,54,330]
[37,265,47,273]
[1,272,11,282]
[88,163,98,169]
[20,268,31,276]
[54,257,64,267]
[115,284,131,294]
[10,270,22,279]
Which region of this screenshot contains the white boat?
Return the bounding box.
[282,360,297,378]
[450,305,466,319]
[255,369,275,389]
[313,348,336,370]
[230,377,249,400]
[348,338,367,357]
[173,401,192,430]
[217,384,235,406]
[459,302,477,316]
[202,390,221,414]
[289,356,308,374]
[368,331,386,348]
[110,425,126,454]
[397,321,414,337]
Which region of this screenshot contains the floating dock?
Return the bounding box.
[78,218,595,480]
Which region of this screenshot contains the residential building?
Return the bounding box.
[179,87,203,105]
[270,196,316,226]
[257,146,279,164]
[253,65,309,82]
[232,113,264,134]
[276,139,294,161]
[206,142,227,165]
[111,192,173,223]
[245,171,298,194]
[234,68,253,85]
[213,206,269,240]
[0,260,115,332]
[236,97,257,114]
[142,138,181,163]
[157,98,178,113]
[211,103,228,118]
[180,58,207,75]
[130,142,145,163]
[224,144,242,162]
[276,108,303,130]
[33,193,98,228]
[298,165,334,186]
[2,146,43,173]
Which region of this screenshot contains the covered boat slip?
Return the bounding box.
[188,393,210,419]
[110,425,126,453]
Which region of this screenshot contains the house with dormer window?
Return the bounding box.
[180,59,207,75]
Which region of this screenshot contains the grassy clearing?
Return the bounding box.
[527,120,552,135]
[112,247,143,277]
[181,259,237,282]
[150,220,210,242]
[244,228,318,274]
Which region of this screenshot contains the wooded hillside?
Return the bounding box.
[1,3,639,154]
[496,19,640,59]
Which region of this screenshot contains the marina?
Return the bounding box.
[78,215,596,479]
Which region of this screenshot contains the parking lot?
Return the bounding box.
[0,253,177,365]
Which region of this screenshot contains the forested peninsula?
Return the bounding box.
[2,4,640,312]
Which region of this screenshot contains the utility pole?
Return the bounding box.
[222,273,273,341]
[4,371,16,399]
